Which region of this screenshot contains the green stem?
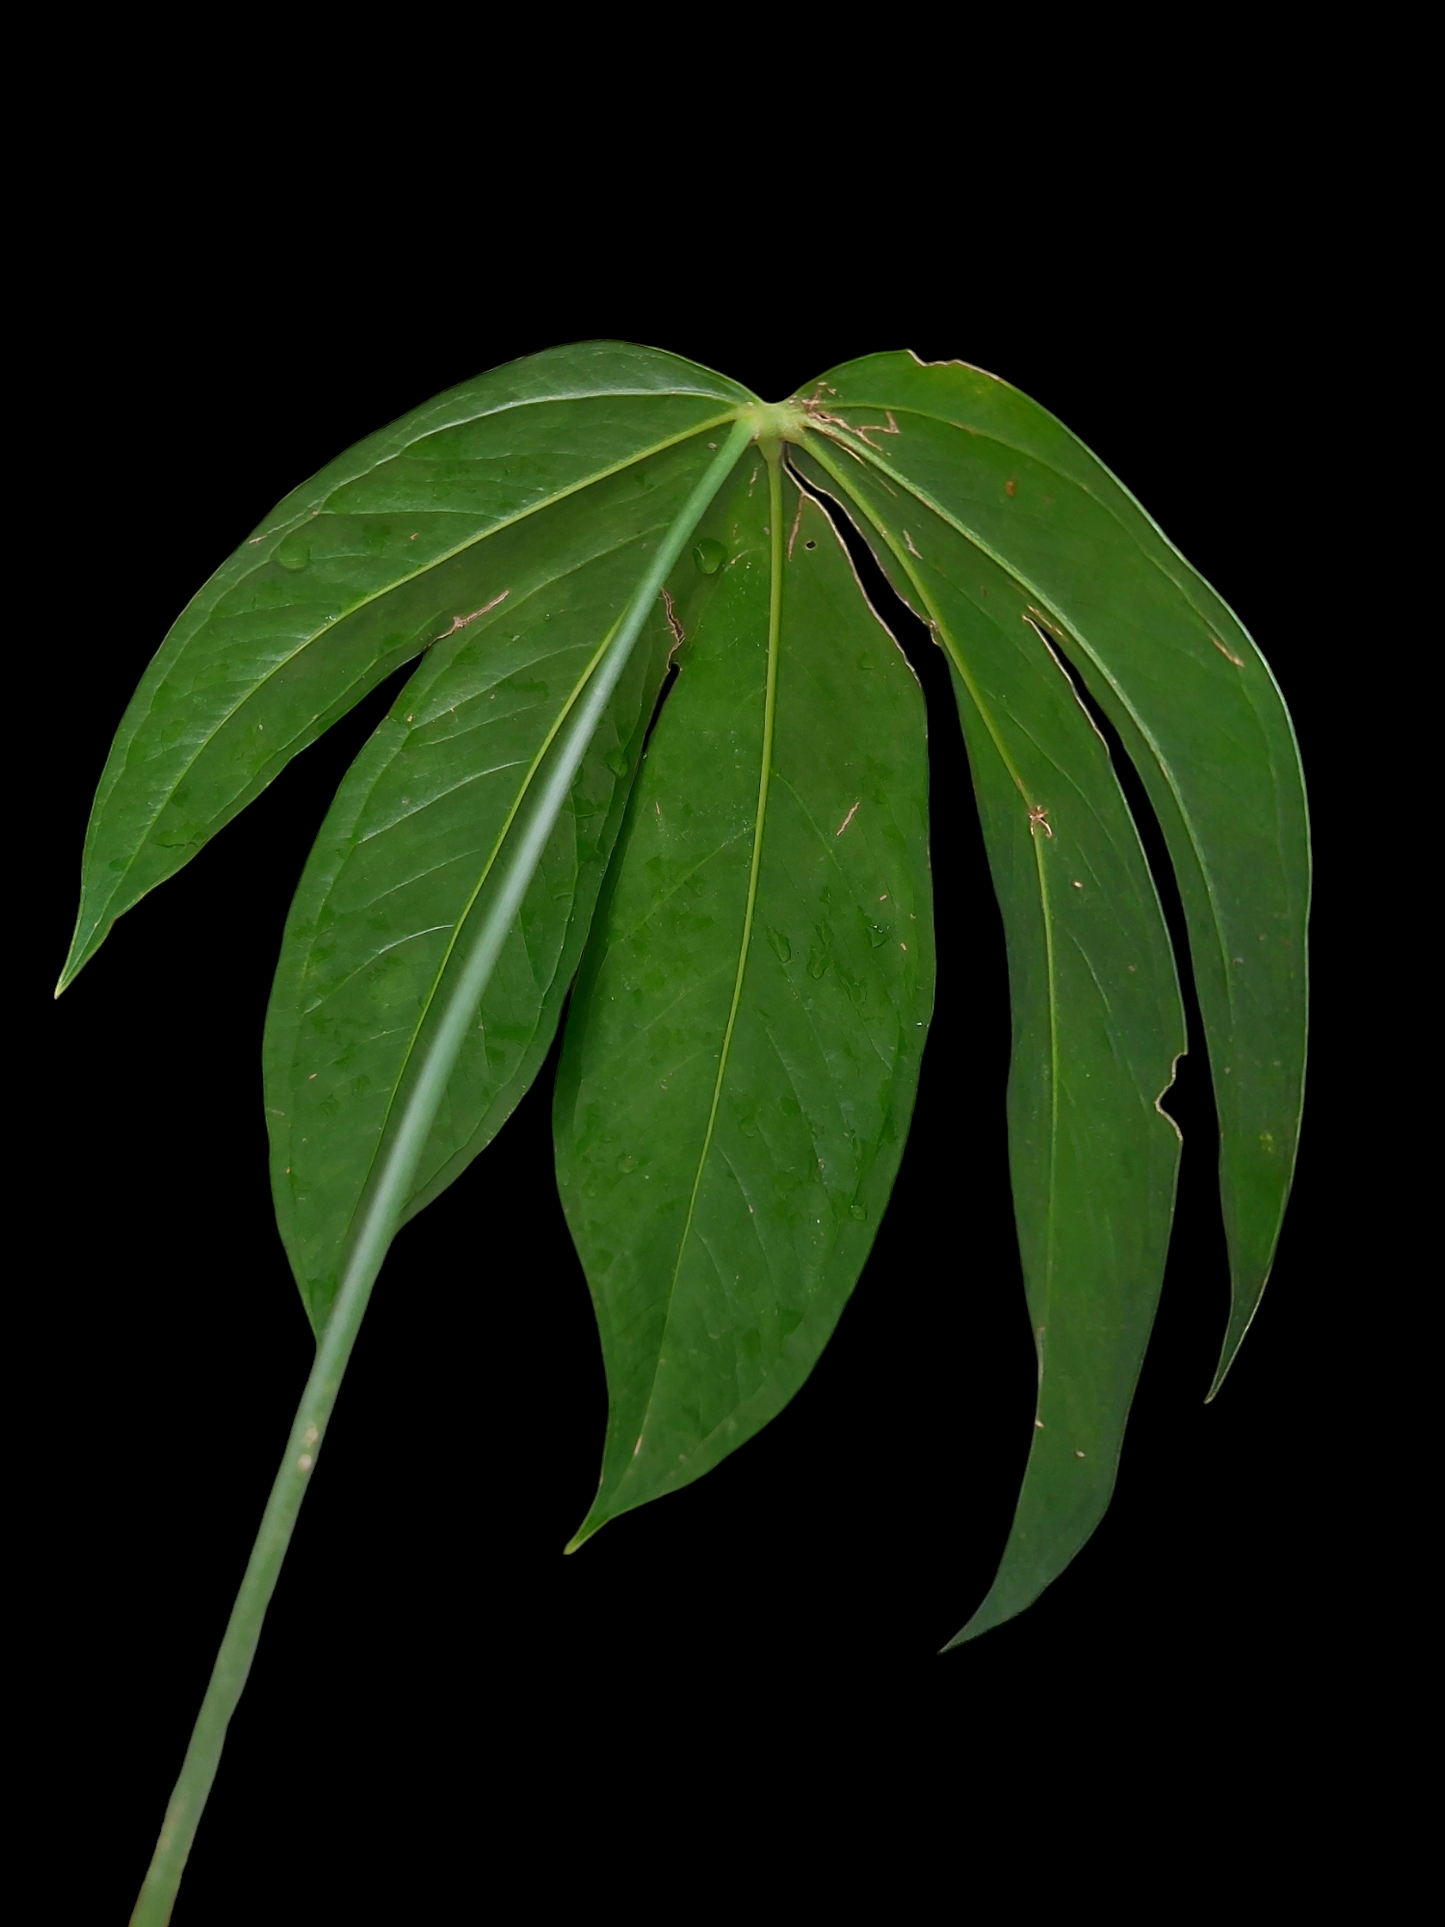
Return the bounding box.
[129,418,753,1927]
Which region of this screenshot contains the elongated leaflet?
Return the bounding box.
[127,421,753,1927]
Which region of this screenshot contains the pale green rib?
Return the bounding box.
[567,446,787,1546]
[800,435,1065,1360]
[801,421,1229,1009]
[127,419,753,1927]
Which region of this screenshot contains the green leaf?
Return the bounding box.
[57,341,753,993]
[123,419,760,1927]
[797,438,1186,1642]
[61,340,1310,1924]
[799,354,1309,1396]
[554,452,934,1542]
[263,437,713,1332]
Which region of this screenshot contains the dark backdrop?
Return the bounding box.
[31,180,1370,1919]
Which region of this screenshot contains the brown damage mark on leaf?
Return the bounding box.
[1211,634,1246,666]
[835,800,861,837]
[432,590,509,644]
[1028,803,1053,839]
[848,410,900,451]
[903,347,1008,390]
[661,586,685,651]
[797,383,901,452]
[903,530,922,558]
[786,490,806,560]
[801,388,902,454]
[1005,478,1017,497]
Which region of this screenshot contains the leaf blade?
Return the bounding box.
[59,343,754,991]
[555,458,935,1540]
[805,353,1308,1390]
[264,432,744,1331]
[797,435,1187,1640]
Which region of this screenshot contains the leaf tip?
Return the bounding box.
[939,1614,990,1653]
[563,1513,606,1556]
[1204,1342,1240,1405]
[54,912,104,998]
[942,1576,1038,1649]
[1204,1267,1272,1401]
[53,950,84,999]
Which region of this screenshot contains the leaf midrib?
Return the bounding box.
[806,395,1251,650]
[621,462,786,1484]
[306,515,723,1143]
[798,441,1068,1362]
[802,425,1241,1040]
[809,401,1305,921]
[326,611,627,1269]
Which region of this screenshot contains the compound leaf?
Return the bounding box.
[62,340,1310,1710]
[69,343,1314,1926]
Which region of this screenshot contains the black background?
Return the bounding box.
[28,122,1379,1920]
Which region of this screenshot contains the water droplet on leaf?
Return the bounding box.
[767,928,792,962]
[276,534,310,572]
[692,537,726,575]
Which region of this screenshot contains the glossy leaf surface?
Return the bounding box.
[262,445,706,1330]
[59,341,1310,1695]
[554,461,934,1539]
[802,354,1308,1393]
[798,439,1186,1640]
[58,342,751,992]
